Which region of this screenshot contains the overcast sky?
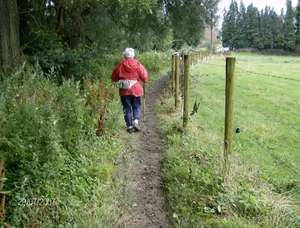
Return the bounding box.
[220,0,298,14]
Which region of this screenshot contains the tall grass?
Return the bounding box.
[159,52,300,227]
[0,65,124,227]
[0,51,170,227]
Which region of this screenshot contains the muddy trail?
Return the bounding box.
[116,74,171,228]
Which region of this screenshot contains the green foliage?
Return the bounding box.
[17,0,219,70]
[136,51,170,80]
[22,30,172,84]
[0,64,123,227]
[28,46,106,82]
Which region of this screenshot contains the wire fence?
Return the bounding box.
[203,61,300,82]
[169,52,300,223]
[171,53,300,173]
[196,60,300,180]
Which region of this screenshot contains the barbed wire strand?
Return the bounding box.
[233,122,300,176]
[199,95,300,177]
[202,62,300,82]
[202,97,300,176]
[235,100,300,133]
[198,81,300,134]
[193,83,300,176]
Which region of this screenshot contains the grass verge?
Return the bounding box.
[158,52,300,227]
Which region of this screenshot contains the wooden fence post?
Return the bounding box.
[174,55,180,108]
[172,55,175,93]
[223,57,236,181]
[183,55,190,128]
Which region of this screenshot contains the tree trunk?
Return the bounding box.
[0,0,21,74]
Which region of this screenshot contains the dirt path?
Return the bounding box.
[117,74,171,228]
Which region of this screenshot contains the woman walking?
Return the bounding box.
[111,47,148,133]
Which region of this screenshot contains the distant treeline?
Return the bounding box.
[222,0,300,51]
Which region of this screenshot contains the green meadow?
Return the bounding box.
[159,52,300,227]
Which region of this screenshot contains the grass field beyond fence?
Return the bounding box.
[197,53,300,187]
[159,52,300,227]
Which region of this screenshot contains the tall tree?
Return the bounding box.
[245,4,261,48]
[260,6,273,49]
[296,0,300,49]
[235,0,248,48]
[164,0,220,48]
[221,8,230,47]
[0,0,21,74]
[17,0,164,54]
[222,0,238,48]
[205,0,220,48]
[269,10,282,49]
[284,0,296,50]
[274,9,287,49]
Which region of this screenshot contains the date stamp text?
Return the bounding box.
[18,197,58,207]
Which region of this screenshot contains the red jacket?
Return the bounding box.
[111,58,148,97]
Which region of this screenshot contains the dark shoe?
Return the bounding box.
[127,128,134,134]
[133,124,141,132]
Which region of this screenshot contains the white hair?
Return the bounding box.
[123,47,135,58]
